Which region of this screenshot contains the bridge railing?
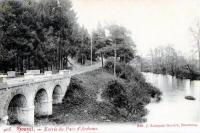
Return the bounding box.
[0,70,71,87]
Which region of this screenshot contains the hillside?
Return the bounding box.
[35,67,161,125]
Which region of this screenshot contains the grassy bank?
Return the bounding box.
[35,62,161,125]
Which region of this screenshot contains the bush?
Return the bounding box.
[121,65,145,82]
[138,82,162,102]
[102,78,161,122]
[104,59,123,76]
[102,80,128,108]
[104,60,162,102]
[104,60,145,82]
[63,77,88,106]
[175,66,191,79]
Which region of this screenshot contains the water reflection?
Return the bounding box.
[143,72,200,123]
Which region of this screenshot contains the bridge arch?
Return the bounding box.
[52,85,62,104]
[0,73,71,125]
[34,88,51,117]
[7,94,27,124]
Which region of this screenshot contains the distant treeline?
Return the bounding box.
[140,46,200,80]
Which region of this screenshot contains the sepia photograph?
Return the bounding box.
[0,0,200,132]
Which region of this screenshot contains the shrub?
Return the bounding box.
[104,59,123,76]
[104,60,146,82]
[102,79,161,122]
[104,60,162,102]
[121,65,145,82]
[102,80,128,108]
[175,66,191,79]
[63,77,88,106]
[138,82,162,102]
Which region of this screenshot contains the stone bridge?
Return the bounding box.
[0,71,71,125]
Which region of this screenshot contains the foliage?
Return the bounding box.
[80,61,162,122]
[0,0,137,72]
[64,68,161,122]
[104,59,145,82]
[121,65,145,82]
[104,59,123,76]
[94,24,136,63]
[75,27,92,65]
[142,45,200,79]
[190,21,200,71]
[102,71,161,121]
[0,0,79,72]
[63,77,88,105]
[103,80,128,108]
[104,60,162,101]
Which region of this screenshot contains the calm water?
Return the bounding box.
[143,72,200,123]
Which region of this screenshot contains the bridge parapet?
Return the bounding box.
[1,71,71,88]
[0,70,71,125]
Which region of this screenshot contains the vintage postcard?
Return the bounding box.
[0,0,200,133]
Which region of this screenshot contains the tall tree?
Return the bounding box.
[96,24,136,63]
[0,0,79,72]
[0,0,37,71]
[190,21,200,70]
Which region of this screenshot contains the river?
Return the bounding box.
[143,72,200,123]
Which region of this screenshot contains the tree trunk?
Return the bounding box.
[101,53,104,68]
[28,56,30,70]
[198,51,200,71]
[197,40,200,71]
[15,56,18,72]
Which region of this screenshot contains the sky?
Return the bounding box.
[71,0,200,57]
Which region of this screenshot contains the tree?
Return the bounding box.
[190,20,200,70]
[164,46,177,75]
[74,26,91,65]
[33,0,79,69]
[92,24,107,67]
[0,0,37,72]
[0,0,79,72]
[143,45,200,79]
[95,24,136,65]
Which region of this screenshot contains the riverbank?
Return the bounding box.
[143,70,200,80]
[35,64,161,125]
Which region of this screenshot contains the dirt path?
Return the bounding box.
[70,62,102,76]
